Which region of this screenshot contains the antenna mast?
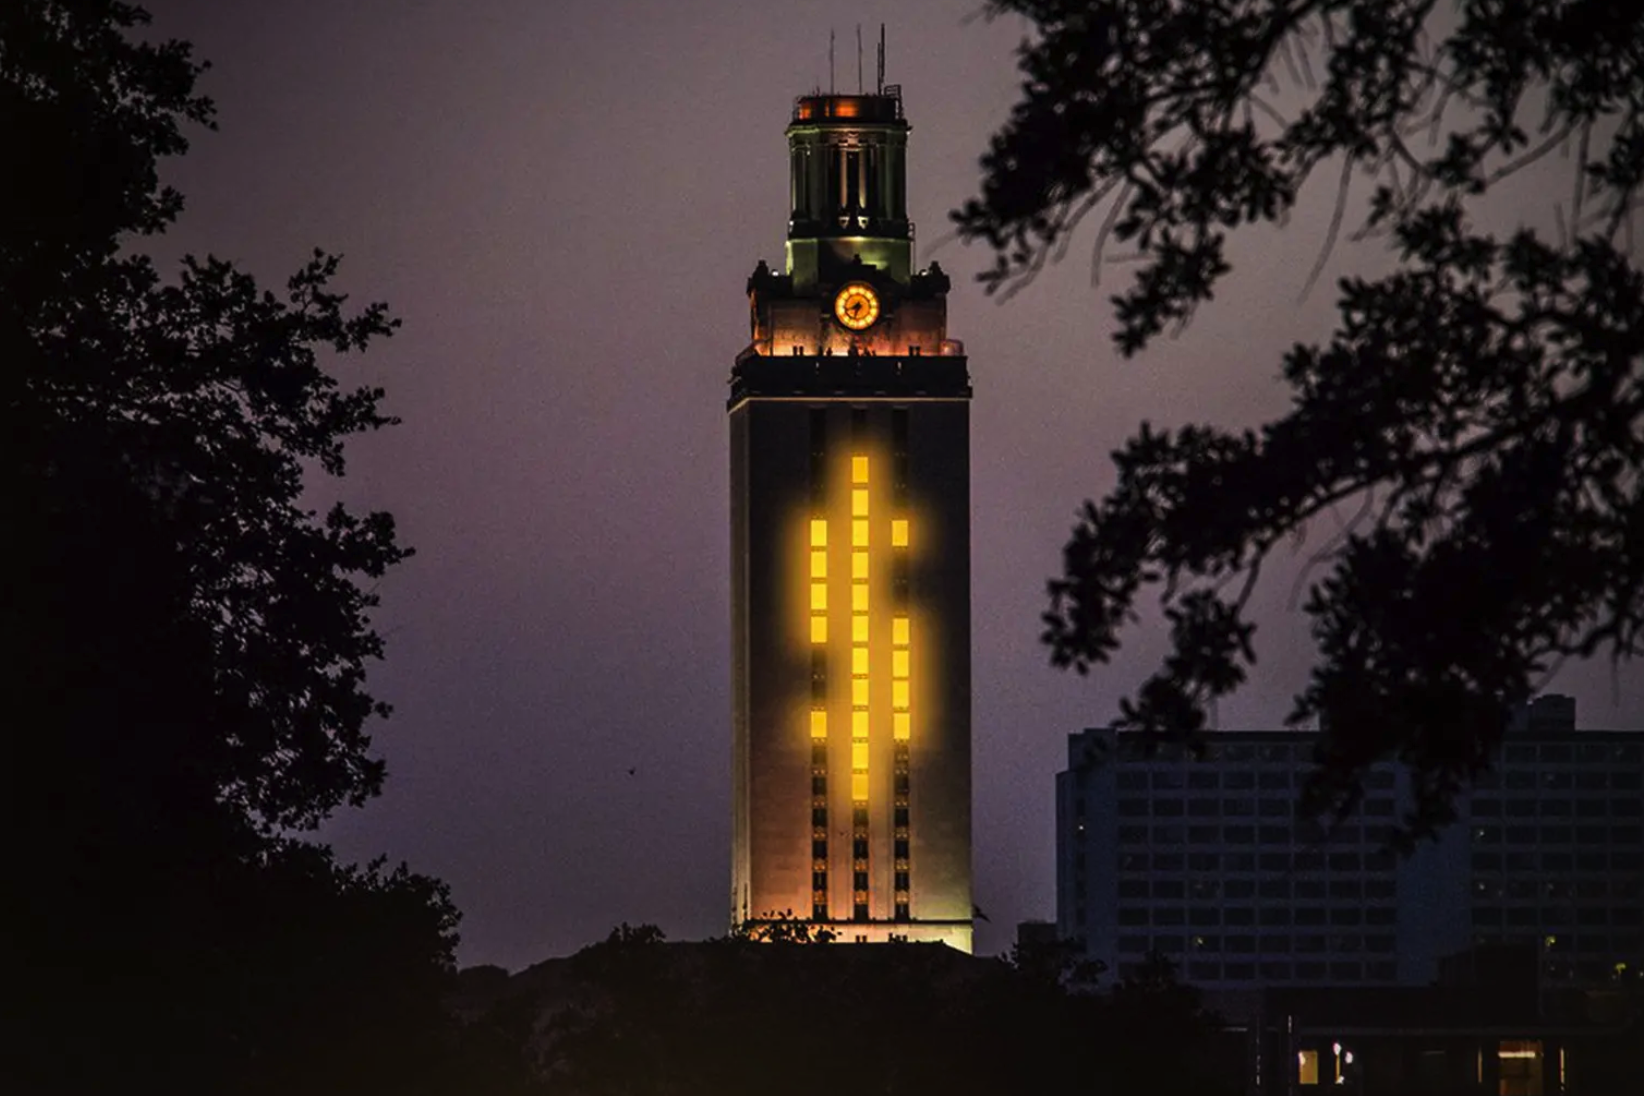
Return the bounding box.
[828,28,835,94]
[877,24,885,94]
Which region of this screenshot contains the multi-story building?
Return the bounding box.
[1464,697,1644,988]
[728,81,973,950]
[1056,697,1643,995]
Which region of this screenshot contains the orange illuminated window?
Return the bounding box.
[894,712,911,740]
[810,584,827,612]
[852,616,869,643]
[852,678,869,706]
[1297,1050,1319,1085]
[891,519,909,547]
[892,616,910,645]
[852,773,868,799]
[810,616,828,644]
[852,488,869,517]
[811,550,827,578]
[852,455,869,483]
[851,553,869,580]
[852,647,869,676]
[810,519,827,547]
[892,650,910,678]
[852,710,869,736]
[852,520,868,547]
[892,681,910,709]
[810,710,828,739]
[852,742,869,770]
[852,585,868,612]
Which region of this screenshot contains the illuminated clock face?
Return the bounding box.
[834,283,881,330]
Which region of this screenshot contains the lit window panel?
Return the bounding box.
[852,552,869,580]
[893,711,911,740]
[810,583,827,612]
[853,488,869,517]
[892,616,910,646]
[891,519,909,548]
[852,520,869,547]
[811,550,827,578]
[852,615,869,643]
[892,649,910,678]
[810,616,828,644]
[810,710,828,739]
[852,742,869,770]
[810,519,827,547]
[852,678,869,706]
[892,680,910,709]
[852,773,869,799]
[852,585,868,612]
[852,647,870,676]
[852,455,869,483]
[853,710,869,736]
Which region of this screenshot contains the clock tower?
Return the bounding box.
[729,86,973,950]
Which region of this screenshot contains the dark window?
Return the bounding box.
[1189,852,1220,871]
[1188,825,1219,844]
[1118,935,1149,953]
[1260,879,1290,899]
[1367,961,1397,980]
[1152,770,1184,789]
[1330,907,1363,926]
[1328,853,1361,871]
[1364,798,1395,816]
[1330,881,1362,900]
[1258,771,1290,790]
[1365,880,1396,900]
[1153,798,1185,817]
[1222,797,1254,815]
[1118,880,1149,899]
[1117,771,1148,790]
[1154,853,1185,871]
[1154,934,1185,953]
[1260,962,1292,980]
[1541,827,1572,845]
[1473,852,1502,871]
[1330,961,1363,981]
[1506,826,1537,844]
[1188,797,1219,817]
[1295,880,1326,900]
[1190,880,1220,900]
[1366,771,1395,790]
[1118,799,1147,817]
[1260,825,1291,844]
[1119,908,1149,926]
[1154,879,1186,900]
[1225,853,1256,871]
[1473,907,1503,926]
[1262,934,1292,953]
[1118,825,1148,844]
[1294,907,1327,926]
[1224,772,1256,790]
[1224,879,1256,899]
[1189,907,1221,926]
[1260,908,1291,926]
[1188,771,1219,790]
[1227,934,1257,953]
[1187,962,1220,982]
[1224,962,1256,980]
[1366,907,1397,925]
[1153,826,1184,844]
[1259,798,1291,817]
[1225,907,1255,927]
[1295,961,1327,979]
[1260,853,1290,872]
[1613,797,1643,817]
[1152,907,1184,926]
[1473,798,1502,816]
[1224,825,1255,843]
[1541,799,1573,817]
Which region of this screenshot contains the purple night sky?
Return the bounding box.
[140,1,1641,968]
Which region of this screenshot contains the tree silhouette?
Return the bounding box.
[955,0,1644,841]
[5,4,461,1091]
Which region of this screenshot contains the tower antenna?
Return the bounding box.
[856,24,863,94]
[828,28,835,95]
[877,24,885,94]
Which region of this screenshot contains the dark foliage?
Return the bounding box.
[518,926,1237,1096]
[3,3,470,1091]
[955,0,1644,841]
